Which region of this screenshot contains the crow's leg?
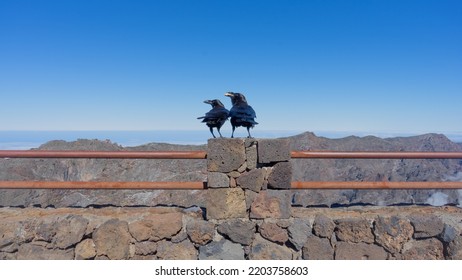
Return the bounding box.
[217,127,223,138]
[231,126,236,138]
[209,127,216,138]
[246,127,252,138]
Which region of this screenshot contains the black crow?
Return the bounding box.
[197,99,229,138]
[224,92,258,138]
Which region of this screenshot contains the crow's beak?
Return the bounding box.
[203,100,213,104]
[224,92,234,97]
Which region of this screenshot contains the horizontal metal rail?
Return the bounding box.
[2,150,462,159]
[291,181,462,189]
[0,150,207,159]
[291,151,462,159]
[0,181,205,189]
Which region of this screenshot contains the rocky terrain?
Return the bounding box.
[0,132,461,208]
[290,132,462,207]
[1,137,461,260]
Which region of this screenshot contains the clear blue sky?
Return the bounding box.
[1,0,461,135]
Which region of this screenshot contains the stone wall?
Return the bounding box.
[1,138,461,260]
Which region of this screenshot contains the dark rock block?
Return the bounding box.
[374,216,413,254]
[447,235,462,260]
[410,215,444,239]
[288,219,312,251]
[442,224,458,243]
[250,190,291,219]
[17,243,74,260]
[267,162,292,189]
[207,138,245,173]
[313,214,335,238]
[156,239,197,260]
[401,239,444,260]
[217,219,255,246]
[250,234,293,260]
[186,220,215,245]
[207,172,230,188]
[257,138,291,164]
[335,242,388,260]
[198,239,245,260]
[236,168,266,192]
[302,236,334,260]
[335,218,374,244]
[259,222,288,244]
[245,141,258,170]
[53,215,89,249]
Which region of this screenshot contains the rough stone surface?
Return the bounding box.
[401,239,444,260]
[335,219,374,244]
[267,162,292,189]
[236,168,266,192]
[250,234,293,260]
[257,138,291,163]
[217,220,255,246]
[250,190,291,219]
[335,242,388,260]
[208,172,230,188]
[442,224,458,243]
[206,188,247,220]
[302,236,334,260]
[186,220,215,245]
[0,206,461,260]
[259,222,289,244]
[54,215,89,249]
[245,143,258,170]
[156,239,197,260]
[134,241,157,256]
[128,212,183,242]
[245,190,258,210]
[34,215,88,249]
[410,215,444,238]
[75,239,96,260]
[93,219,131,260]
[17,243,74,260]
[374,216,413,254]
[207,138,245,173]
[199,239,245,260]
[313,214,335,238]
[447,235,462,260]
[288,219,312,251]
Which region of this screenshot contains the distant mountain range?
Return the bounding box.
[0,132,461,208]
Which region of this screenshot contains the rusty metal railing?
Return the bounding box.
[291,181,462,189]
[0,181,205,189]
[0,150,205,190]
[1,150,462,189]
[290,151,462,159]
[0,150,207,159]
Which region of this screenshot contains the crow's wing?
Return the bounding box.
[202,107,229,121]
[230,105,257,123]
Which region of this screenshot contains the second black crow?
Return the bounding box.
[224,92,258,138]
